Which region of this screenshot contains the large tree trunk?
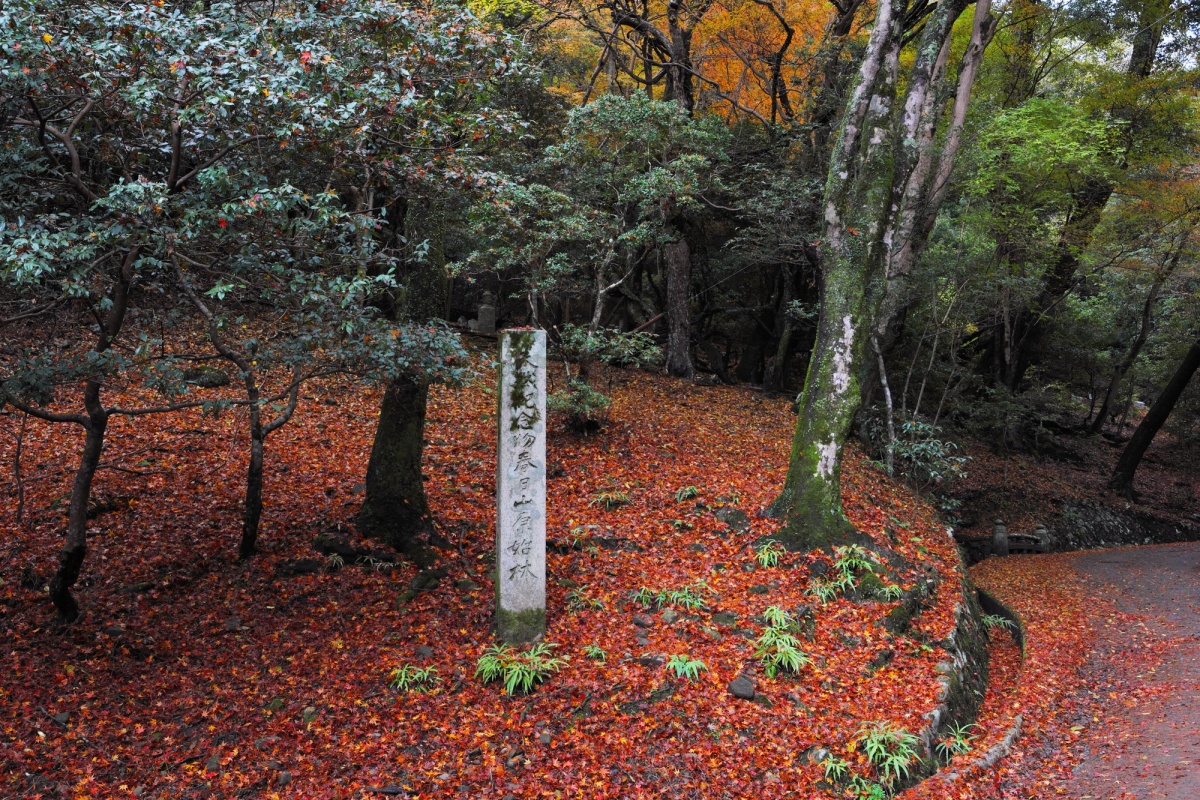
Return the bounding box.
[362,377,437,554]
[361,197,447,559]
[770,0,988,551]
[1108,337,1200,499]
[768,0,907,548]
[664,237,695,379]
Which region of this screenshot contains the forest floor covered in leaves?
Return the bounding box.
[0,356,1195,799]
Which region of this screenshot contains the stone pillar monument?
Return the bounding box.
[992,518,1009,558]
[496,329,547,643]
[477,291,497,335]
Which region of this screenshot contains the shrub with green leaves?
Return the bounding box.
[674,485,701,502]
[549,377,613,432]
[475,642,567,695]
[981,614,1015,632]
[589,489,631,510]
[856,721,922,785]
[388,665,440,693]
[934,722,978,760]
[583,644,607,662]
[754,621,812,678]
[665,654,707,681]
[754,539,784,568]
[566,585,605,613]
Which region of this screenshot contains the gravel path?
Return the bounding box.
[1067,541,1200,800]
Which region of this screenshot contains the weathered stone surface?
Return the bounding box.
[660,609,679,624]
[496,329,547,644]
[715,507,751,532]
[475,291,497,334]
[728,675,756,700]
[633,613,654,628]
[182,366,230,388]
[992,519,1009,557]
[415,645,433,661]
[711,611,738,627]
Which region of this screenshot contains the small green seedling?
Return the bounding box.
[981,614,1015,632]
[856,721,921,784]
[583,644,607,662]
[754,625,812,678]
[754,540,785,568]
[590,489,631,510]
[665,654,707,681]
[389,664,440,693]
[674,486,700,502]
[475,642,567,695]
[935,722,978,760]
[566,585,605,613]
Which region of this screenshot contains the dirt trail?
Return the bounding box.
[1067,542,1200,800]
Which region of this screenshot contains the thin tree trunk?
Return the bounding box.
[664,237,694,379]
[50,247,138,622]
[1089,245,1181,434]
[51,387,107,622]
[873,336,895,477]
[242,420,265,558]
[1108,337,1200,499]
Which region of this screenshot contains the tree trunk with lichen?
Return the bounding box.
[768,0,905,550]
[769,0,988,551]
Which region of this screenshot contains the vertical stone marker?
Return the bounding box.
[496,329,547,644]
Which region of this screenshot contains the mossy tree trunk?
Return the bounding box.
[769,0,990,551]
[768,0,906,549]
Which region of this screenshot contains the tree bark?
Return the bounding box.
[1088,246,1181,434]
[768,0,907,549]
[361,197,448,559]
[241,422,265,558]
[49,247,138,622]
[664,236,695,379]
[1108,337,1200,499]
[51,386,107,623]
[362,377,437,556]
[770,0,990,551]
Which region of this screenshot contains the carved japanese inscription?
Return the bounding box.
[495,329,547,644]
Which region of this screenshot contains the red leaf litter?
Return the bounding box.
[0,358,1141,799]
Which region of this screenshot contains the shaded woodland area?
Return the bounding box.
[2,0,1199,797]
